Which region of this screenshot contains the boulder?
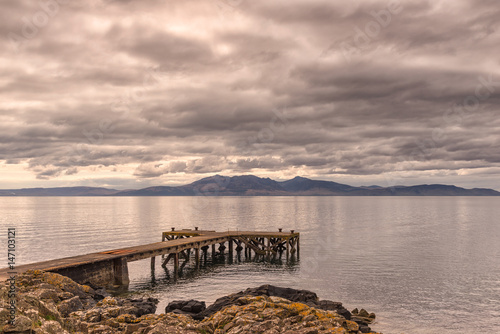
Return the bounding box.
[39,320,69,334]
[194,284,350,320]
[165,299,206,315]
[2,315,32,333]
[122,297,158,317]
[58,296,84,317]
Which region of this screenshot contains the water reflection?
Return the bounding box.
[2,196,500,334]
[120,252,299,299]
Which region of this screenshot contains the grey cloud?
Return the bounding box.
[1,0,499,189]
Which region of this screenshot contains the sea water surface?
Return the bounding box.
[1,196,499,333]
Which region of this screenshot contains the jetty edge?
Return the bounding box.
[0,270,380,333]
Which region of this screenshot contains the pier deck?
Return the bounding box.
[0,229,299,286]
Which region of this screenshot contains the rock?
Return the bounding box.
[87,324,114,333]
[58,296,84,317]
[124,323,143,334]
[3,271,383,334]
[84,308,103,322]
[351,307,376,325]
[39,320,69,334]
[94,288,110,301]
[166,299,206,314]
[37,300,62,322]
[57,292,75,300]
[123,298,158,317]
[103,306,122,318]
[116,314,137,323]
[316,299,351,320]
[359,325,372,333]
[359,308,370,318]
[0,308,11,325]
[195,284,349,320]
[36,288,60,303]
[2,315,32,332]
[98,297,118,307]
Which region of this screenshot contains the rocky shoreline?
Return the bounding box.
[1,270,380,333]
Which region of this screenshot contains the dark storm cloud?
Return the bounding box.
[1,0,499,189]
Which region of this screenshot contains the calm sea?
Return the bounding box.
[1,196,499,333]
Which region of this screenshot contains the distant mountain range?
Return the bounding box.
[1,175,499,196]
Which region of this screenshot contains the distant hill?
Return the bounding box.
[0,187,119,196]
[280,176,357,194]
[116,175,289,196]
[1,176,499,196]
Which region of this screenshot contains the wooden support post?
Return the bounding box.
[162,253,175,267]
[229,239,233,258]
[113,258,129,286]
[286,237,289,261]
[180,250,190,261]
[219,242,226,255]
[195,247,200,269]
[266,237,271,258]
[297,235,300,259]
[151,256,155,271]
[201,246,209,264]
[173,252,179,276]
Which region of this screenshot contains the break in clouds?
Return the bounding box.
[1,0,500,189]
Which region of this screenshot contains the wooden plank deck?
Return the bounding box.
[0,230,299,284]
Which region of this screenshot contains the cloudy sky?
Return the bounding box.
[1,0,499,190]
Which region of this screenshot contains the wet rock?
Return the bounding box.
[359,324,372,333]
[166,299,206,315]
[316,299,351,320]
[94,288,110,301]
[123,297,158,317]
[359,308,370,318]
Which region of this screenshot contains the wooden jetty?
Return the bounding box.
[0,229,299,286]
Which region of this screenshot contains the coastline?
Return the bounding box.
[1,270,380,333]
